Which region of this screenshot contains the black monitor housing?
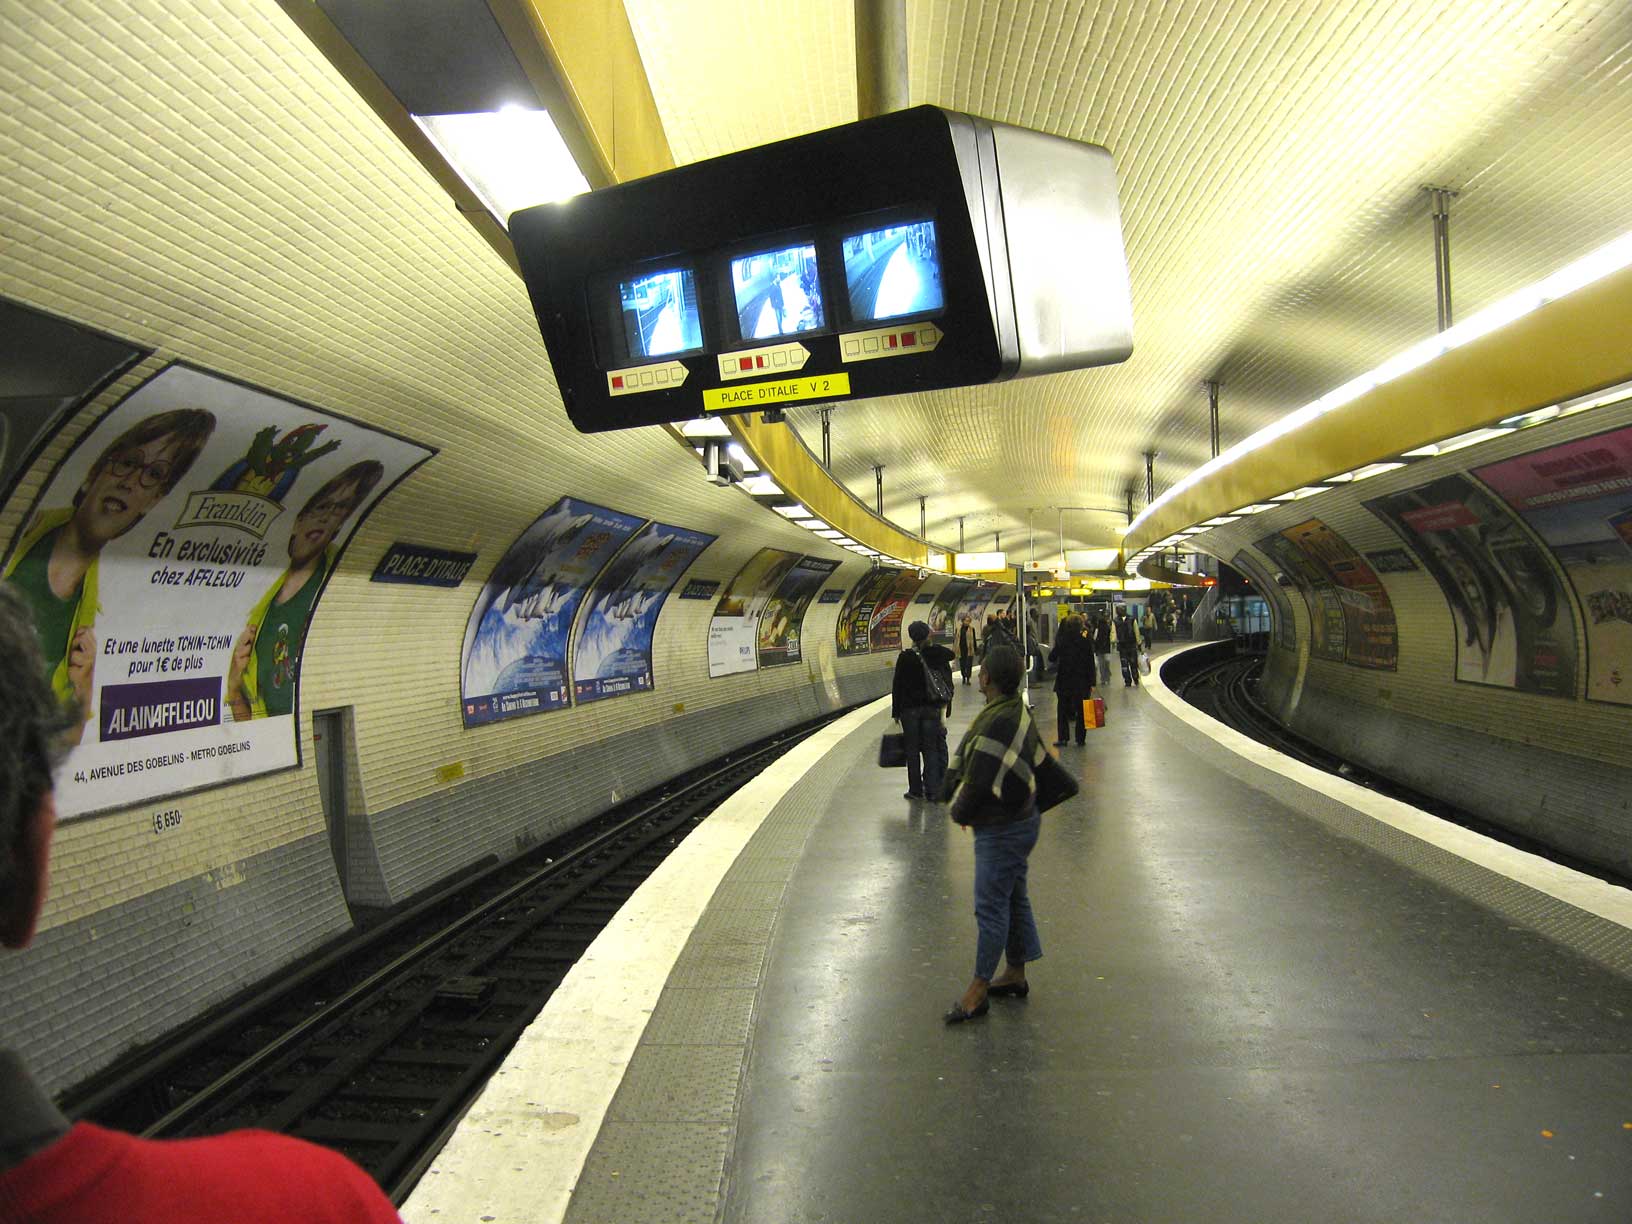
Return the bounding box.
[510,106,1133,434]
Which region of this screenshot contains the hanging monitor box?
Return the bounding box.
[509,106,1133,434]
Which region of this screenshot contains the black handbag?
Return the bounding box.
[1033,752,1079,813]
[878,731,907,768]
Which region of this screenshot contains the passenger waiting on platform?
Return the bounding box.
[1048,614,1096,746]
[891,620,955,801]
[956,613,978,685]
[939,644,1046,1024]
[0,586,403,1223]
[1091,613,1114,688]
[983,613,1016,654]
[1114,606,1143,687]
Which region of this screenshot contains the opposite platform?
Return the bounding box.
[411,647,1632,1223]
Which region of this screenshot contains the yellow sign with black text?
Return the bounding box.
[703,373,851,413]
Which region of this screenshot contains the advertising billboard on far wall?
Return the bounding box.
[572,521,716,703]
[461,497,646,725]
[756,556,840,666]
[1475,424,1632,704]
[1364,474,1576,695]
[707,547,800,676]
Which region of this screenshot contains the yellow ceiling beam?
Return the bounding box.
[493,1,673,184]
[1126,261,1632,556]
[727,416,929,566]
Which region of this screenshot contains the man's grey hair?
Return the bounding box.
[0,584,74,894]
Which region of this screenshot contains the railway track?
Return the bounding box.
[61,707,857,1201]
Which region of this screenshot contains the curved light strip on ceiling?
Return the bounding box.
[1122,229,1632,540]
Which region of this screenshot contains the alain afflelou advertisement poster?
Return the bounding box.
[3,364,432,819]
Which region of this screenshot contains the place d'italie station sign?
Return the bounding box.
[509,107,1133,433]
[371,543,478,588]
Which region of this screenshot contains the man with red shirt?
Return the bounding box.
[0,585,401,1222]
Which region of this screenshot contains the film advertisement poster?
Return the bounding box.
[836,566,900,656]
[756,556,840,666]
[956,582,1001,630]
[708,547,800,676]
[461,497,645,724]
[2,363,431,819]
[1475,425,1632,704]
[1231,549,1296,650]
[817,587,845,604]
[1257,532,1345,661]
[572,521,716,703]
[1279,519,1398,669]
[868,569,928,651]
[1364,475,1576,695]
[927,579,973,642]
[1,298,145,501]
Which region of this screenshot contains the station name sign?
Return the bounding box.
[371,542,478,588]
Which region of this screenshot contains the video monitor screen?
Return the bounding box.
[618,268,703,360]
[730,243,825,341]
[842,219,944,323]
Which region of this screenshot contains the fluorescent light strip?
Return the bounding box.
[773,503,810,518]
[678,417,732,438]
[1403,427,1515,458]
[793,518,826,529]
[1229,504,1277,515]
[740,476,783,496]
[814,529,844,539]
[1123,229,1632,538]
[413,107,590,223]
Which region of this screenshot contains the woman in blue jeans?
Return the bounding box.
[938,644,1046,1024]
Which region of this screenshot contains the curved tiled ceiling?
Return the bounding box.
[621,0,1632,562]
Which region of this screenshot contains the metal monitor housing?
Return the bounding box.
[510,106,1133,434]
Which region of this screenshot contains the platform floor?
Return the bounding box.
[409,648,1632,1224]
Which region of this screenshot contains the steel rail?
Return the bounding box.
[132,710,846,1140]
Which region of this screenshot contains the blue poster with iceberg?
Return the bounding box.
[460,497,646,726]
[572,521,716,703]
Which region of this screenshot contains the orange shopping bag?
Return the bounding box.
[1081,696,1106,729]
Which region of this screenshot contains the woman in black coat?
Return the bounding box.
[1047,614,1097,745]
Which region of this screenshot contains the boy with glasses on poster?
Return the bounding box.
[3,410,216,742]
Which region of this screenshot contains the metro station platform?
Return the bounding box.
[405,645,1632,1224]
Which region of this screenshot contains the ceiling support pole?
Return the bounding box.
[819,407,832,469]
[1205,379,1221,458]
[1426,185,1459,332]
[918,495,927,540]
[855,0,909,120]
[958,515,965,552]
[1144,451,1157,506]
[874,463,885,516]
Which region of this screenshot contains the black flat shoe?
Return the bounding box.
[987,981,1030,998]
[904,790,925,800]
[1052,739,1068,747]
[943,998,989,1024]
